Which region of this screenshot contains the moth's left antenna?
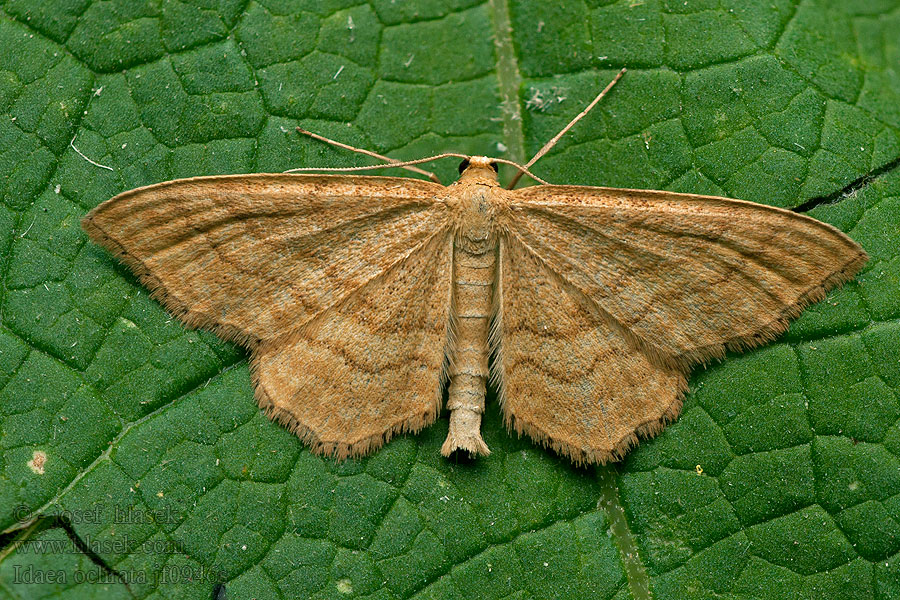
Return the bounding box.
[294,128,443,184]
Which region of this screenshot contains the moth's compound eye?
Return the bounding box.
[489,161,499,173]
[458,158,470,174]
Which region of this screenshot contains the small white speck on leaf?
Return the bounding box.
[70,134,113,171]
[28,450,47,474]
[18,218,35,238]
[526,87,566,112]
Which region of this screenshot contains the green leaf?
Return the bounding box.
[1,1,899,598]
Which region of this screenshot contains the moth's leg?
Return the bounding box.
[441,244,494,457]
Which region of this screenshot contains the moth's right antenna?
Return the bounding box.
[295,128,443,184]
[506,67,626,189]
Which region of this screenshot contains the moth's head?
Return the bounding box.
[457,156,500,186]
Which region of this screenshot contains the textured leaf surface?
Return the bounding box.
[1,1,899,599]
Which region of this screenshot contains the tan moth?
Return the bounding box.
[82,71,866,466]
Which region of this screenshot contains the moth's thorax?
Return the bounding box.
[450,160,508,254]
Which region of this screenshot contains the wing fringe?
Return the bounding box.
[502,383,686,467]
[82,215,262,348]
[673,249,868,367]
[251,363,442,460]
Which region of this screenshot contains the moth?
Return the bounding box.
[81,71,867,466]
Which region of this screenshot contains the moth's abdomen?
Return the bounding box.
[453,245,494,377]
[441,237,496,456]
